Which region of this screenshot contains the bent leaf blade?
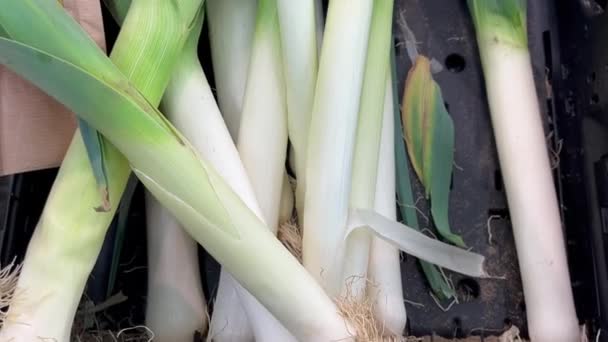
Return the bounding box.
[401,55,465,248]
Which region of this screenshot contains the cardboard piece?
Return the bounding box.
[0,0,106,176]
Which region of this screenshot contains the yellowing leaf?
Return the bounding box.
[401,55,465,248]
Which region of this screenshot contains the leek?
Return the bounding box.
[143,13,207,342]
[0,3,355,341]
[237,0,288,233]
[207,0,257,141]
[342,0,394,298]
[0,31,490,340]
[233,0,295,339]
[368,74,407,336]
[0,2,490,340]
[105,2,209,340]
[206,3,257,338]
[163,14,295,341]
[107,1,294,339]
[468,1,579,340]
[276,0,319,216]
[303,0,375,296]
[0,0,203,340]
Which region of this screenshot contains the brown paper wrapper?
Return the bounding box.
[0,0,106,175]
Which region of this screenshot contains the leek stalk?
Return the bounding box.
[232,0,295,339]
[368,74,407,336]
[161,12,295,340]
[342,0,394,298]
[302,0,375,297]
[0,2,354,340]
[276,0,319,216]
[207,0,257,142]
[468,1,579,340]
[206,3,257,338]
[142,11,207,341]
[0,0,204,340]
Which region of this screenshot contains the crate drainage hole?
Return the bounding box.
[592,93,600,104]
[445,53,466,73]
[456,278,480,302]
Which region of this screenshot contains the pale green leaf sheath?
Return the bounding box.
[276,0,319,218]
[164,17,293,341]
[368,74,407,336]
[0,4,354,342]
[302,0,375,297]
[402,56,465,248]
[129,10,208,342]
[233,0,296,339]
[206,1,257,339]
[0,0,203,341]
[103,3,209,339]
[0,38,355,342]
[207,0,257,141]
[468,1,579,340]
[341,0,394,299]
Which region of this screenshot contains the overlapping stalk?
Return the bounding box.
[0,0,204,340]
[276,0,319,216]
[207,0,257,142]
[0,2,355,341]
[205,3,257,338]
[0,1,495,340]
[302,0,375,297]
[342,0,395,298]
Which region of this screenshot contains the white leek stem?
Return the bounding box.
[206,1,257,339]
[207,0,257,141]
[235,0,295,339]
[237,0,288,232]
[469,2,579,338]
[480,44,579,342]
[368,75,407,336]
[161,64,342,341]
[143,17,207,341]
[145,197,207,341]
[0,135,124,342]
[276,0,318,217]
[161,21,294,338]
[341,0,393,298]
[161,37,255,342]
[303,0,374,296]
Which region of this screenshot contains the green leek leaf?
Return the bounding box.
[392,50,455,300]
[79,120,111,212]
[402,55,465,248]
[102,0,131,24]
[0,36,241,241]
[467,0,527,49]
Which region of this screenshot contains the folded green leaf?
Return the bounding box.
[392,50,455,300]
[0,37,243,238]
[402,55,465,248]
[79,120,111,211]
